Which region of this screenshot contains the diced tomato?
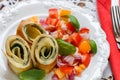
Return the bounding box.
[45,17,50,24]
[51,18,59,26]
[45,25,57,32]
[57,23,67,39]
[78,40,91,54]
[66,37,72,43]
[56,20,61,28]
[79,27,90,33]
[45,17,59,32]
[81,53,91,67]
[57,29,64,39]
[56,21,63,39]
[69,32,83,46]
[66,22,76,33]
[60,66,74,75]
[49,8,58,19]
[45,17,58,26]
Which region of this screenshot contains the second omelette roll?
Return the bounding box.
[16,20,46,44]
[5,35,32,75]
[31,34,58,73]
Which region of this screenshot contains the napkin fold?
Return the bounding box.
[97,0,120,80]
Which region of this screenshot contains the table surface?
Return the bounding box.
[0,0,113,80]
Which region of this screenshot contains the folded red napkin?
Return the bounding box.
[97,0,120,79]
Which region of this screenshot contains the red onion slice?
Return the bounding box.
[64,56,75,65]
[52,74,59,80]
[68,71,75,80]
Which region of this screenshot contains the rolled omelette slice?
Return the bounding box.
[5,35,32,75]
[16,20,46,44]
[31,34,58,73]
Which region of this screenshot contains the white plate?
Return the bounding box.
[0,0,110,80]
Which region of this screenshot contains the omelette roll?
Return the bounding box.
[5,35,32,75]
[16,20,46,44]
[31,34,58,73]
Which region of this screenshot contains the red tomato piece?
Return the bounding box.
[49,8,58,19]
[45,17,51,25]
[79,27,89,33]
[70,32,83,46]
[81,53,91,67]
[57,29,64,39]
[45,17,58,26]
[60,66,74,74]
[57,23,67,39]
[56,21,63,39]
[66,22,76,33]
[45,25,57,32]
[51,18,59,26]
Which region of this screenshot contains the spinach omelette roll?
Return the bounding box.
[16,20,46,44]
[31,34,58,73]
[5,35,32,75]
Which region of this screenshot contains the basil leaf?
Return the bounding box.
[90,40,97,54]
[56,38,76,56]
[62,15,80,32]
[19,69,45,80]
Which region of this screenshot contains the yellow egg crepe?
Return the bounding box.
[5,35,32,75]
[31,34,58,73]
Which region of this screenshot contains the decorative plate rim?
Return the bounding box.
[0,0,110,80]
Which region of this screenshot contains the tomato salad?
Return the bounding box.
[38,8,97,80]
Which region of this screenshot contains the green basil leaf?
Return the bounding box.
[90,40,97,54]
[62,15,80,32]
[19,69,45,80]
[56,38,76,56]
